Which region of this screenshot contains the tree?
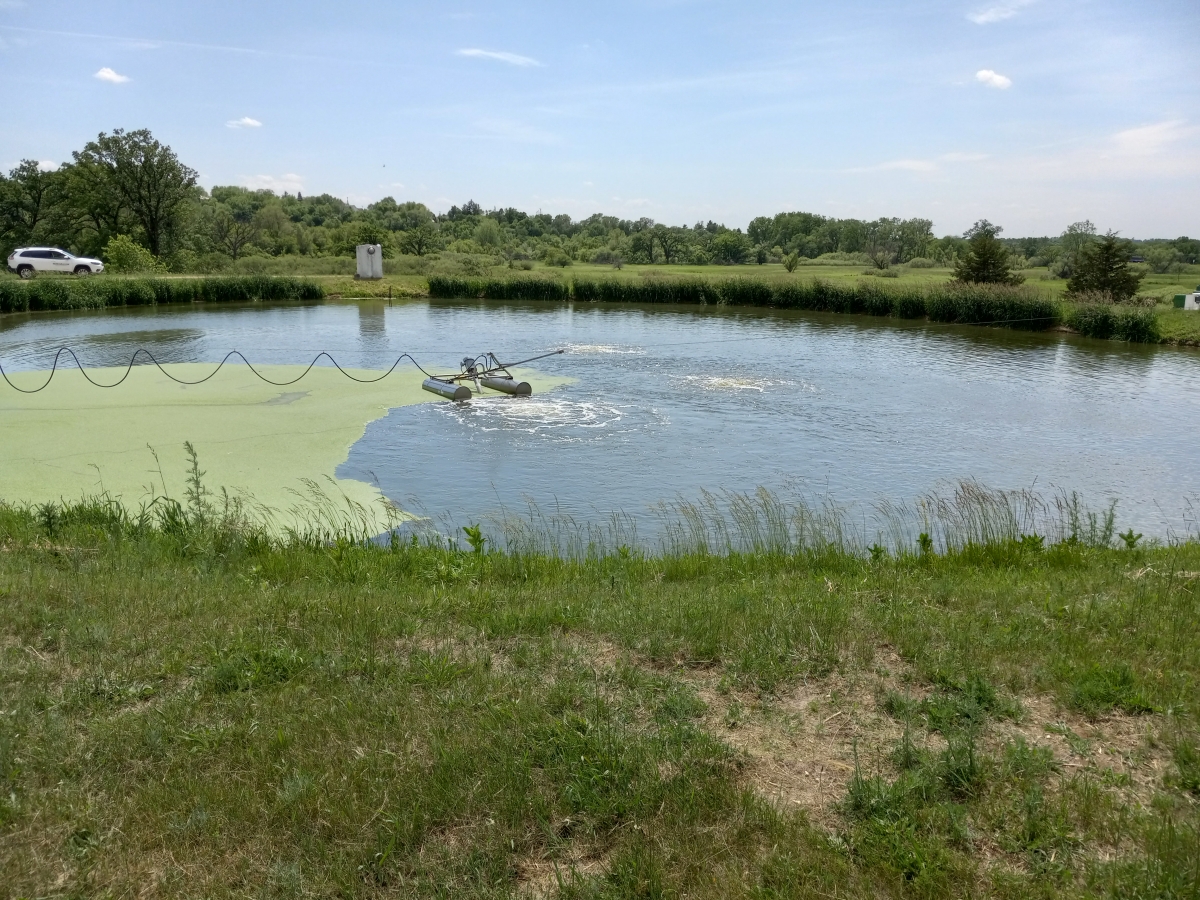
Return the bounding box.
[208,207,259,259]
[0,160,61,250]
[953,220,1023,285]
[68,129,197,256]
[398,224,438,256]
[628,230,655,264]
[1067,231,1143,302]
[710,230,749,265]
[653,225,686,264]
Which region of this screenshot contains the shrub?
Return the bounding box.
[907,257,936,268]
[103,235,165,274]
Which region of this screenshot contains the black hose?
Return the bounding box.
[0,346,438,394]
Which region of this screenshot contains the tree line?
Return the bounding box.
[2,129,1196,279]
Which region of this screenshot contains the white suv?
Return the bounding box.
[7,247,105,278]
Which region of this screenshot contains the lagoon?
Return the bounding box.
[1,298,1198,538]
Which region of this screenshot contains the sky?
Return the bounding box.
[1,0,1197,238]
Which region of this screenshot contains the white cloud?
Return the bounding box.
[226,116,262,129]
[976,69,1012,89]
[1110,119,1192,156]
[94,66,130,83]
[241,173,304,193]
[967,0,1035,25]
[37,160,57,171]
[457,48,542,67]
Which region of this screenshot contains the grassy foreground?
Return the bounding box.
[1,488,1198,899]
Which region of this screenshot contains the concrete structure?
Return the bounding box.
[355,244,384,279]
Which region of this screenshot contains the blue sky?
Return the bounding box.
[1,0,1197,237]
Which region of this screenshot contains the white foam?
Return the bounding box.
[671,374,817,394]
[564,343,645,356]
[438,396,630,437]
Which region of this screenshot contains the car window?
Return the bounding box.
[20,250,46,259]
[50,251,68,260]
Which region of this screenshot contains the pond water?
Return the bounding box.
[2,298,1198,538]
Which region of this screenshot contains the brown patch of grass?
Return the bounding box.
[988,693,1170,808]
[686,647,924,829]
[516,843,613,898]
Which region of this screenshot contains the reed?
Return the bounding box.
[0,275,324,314]
[427,275,570,302]
[1066,304,1162,342]
[428,274,1066,334]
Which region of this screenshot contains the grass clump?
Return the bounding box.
[1067,664,1157,717]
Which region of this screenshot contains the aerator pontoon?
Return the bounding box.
[421,349,563,401]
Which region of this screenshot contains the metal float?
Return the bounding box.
[420,349,562,402]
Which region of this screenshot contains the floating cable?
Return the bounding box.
[0,346,441,394]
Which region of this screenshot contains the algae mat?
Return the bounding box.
[0,363,561,519]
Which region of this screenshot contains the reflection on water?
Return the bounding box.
[2,297,1198,535]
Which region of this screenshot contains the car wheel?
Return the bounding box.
[74,266,92,276]
[17,265,34,279]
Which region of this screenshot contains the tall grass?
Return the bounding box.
[427,275,570,302]
[430,274,1063,333]
[0,275,324,314]
[1067,304,1161,342]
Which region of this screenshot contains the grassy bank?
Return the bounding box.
[1,485,1198,898]
[0,275,324,314]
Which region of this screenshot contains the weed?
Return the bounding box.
[1121,528,1144,550]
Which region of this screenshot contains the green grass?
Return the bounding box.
[1,478,1199,898]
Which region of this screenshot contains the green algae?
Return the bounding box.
[0,363,565,521]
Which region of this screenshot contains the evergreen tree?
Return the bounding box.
[1067,231,1143,302]
[953,220,1024,285]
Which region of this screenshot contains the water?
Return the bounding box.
[2,298,1198,536]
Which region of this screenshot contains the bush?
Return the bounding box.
[907,257,936,268]
[103,235,164,274]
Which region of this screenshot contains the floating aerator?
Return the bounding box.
[419,349,563,401]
